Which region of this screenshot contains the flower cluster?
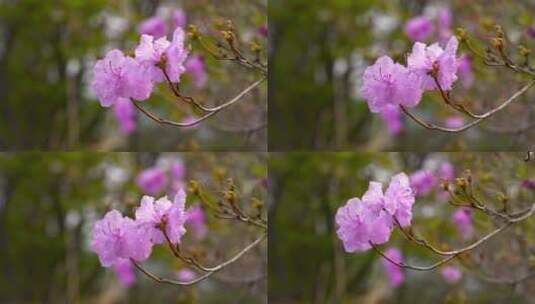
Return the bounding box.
[136,159,186,195]
[404,8,453,43]
[361,36,459,115]
[91,27,188,108]
[335,173,415,253]
[90,190,189,269]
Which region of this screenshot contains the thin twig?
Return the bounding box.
[132,232,266,285]
[401,79,535,133]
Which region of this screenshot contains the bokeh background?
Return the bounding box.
[0,152,267,303]
[269,0,535,151]
[269,152,535,303]
[0,0,267,151]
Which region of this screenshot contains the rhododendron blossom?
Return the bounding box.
[384,173,415,227]
[380,105,402,135]
[172,9,187,28]
[90,210,153,267]
[381,247,405,287]
[135,190,188,245]
[404,16,434,42]
[138,16,168,38]
[113,258,136,288]
[410,169,436,196]
[113,97,136,135]
[407,36,459,91]
[441,266,462,284]
[335,173,415,252]
[91,49,153,107]
[361,56,423,113]
[135,28,188,83]
[451,207,473,240]
[186,204,207,239]
[185,55,208,88]
[136,167,168,194]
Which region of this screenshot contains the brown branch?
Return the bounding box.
[401,79,535,133]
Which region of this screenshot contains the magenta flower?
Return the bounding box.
[384,173,415,227]
[137,167,168,194]
[90,210,153,267]
[113,98,136,135]
[380,105,402,135]
[135,28,188,83]
[458,55,474,88]
[437,9,452,41]
[112,259,136,288]
[134,190,188,245]
[526,24,535,38]
[335,196,393,253]
[185,55,208,88]
[445,115,465,128]
[176,268,197,281]
[441,266,462,284]
[522,180,535,190]
[451,208,473,240]
[172,9,187,28]
[404,16,434,42]
[361,56,423,113]
[91,49,153,107]
[186,204,207,240]
[138,16,167,38]
[407,36,459,91]
[410,169,436,196]
[381,247,405,287]
[438,162,454,182]
[257,25,268,37]
[171,159,186,181]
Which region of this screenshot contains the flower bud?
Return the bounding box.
[519,45,531,57]
[456,27,467,41]
[491,37,504,49]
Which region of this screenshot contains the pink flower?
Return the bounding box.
[134,190,188,245]
[441,266,462,284]
[522,180,535,190]
[381,247,405,287]
[437,9,452,41]
[438,162,454,182]
[138,16,167,38]
[172,9,187,28]
[335,173,416,252]
[410,169,436,196]
[404,16,434,42]
[185,55,208,88]
[113,98,136,135]
[526,24,535,38]
[380,105,402,135]
[361,56,423,113]
[407,36,459,91]
[335,196,393,253]
[136,167,168,194]
[90,210,153,267]
[171,159,186,181]
[176,268,197,281]
[91,49,153,107]
[112,259,136,288]
[445,116,465,128]
[451,208,473,240]
[384,173,415,227]
[458,55,474,88]
[257,25,268,37]
[186,204,207,240]
[135,28,189,83]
